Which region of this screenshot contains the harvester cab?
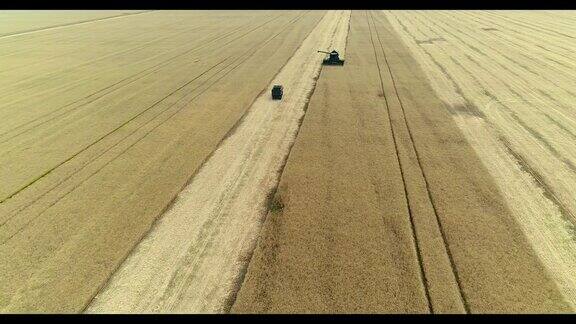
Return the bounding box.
[318,50,345,65]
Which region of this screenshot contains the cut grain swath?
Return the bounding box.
[85,10,351,314]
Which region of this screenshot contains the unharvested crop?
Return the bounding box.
[232,10,571,313]
[84,10,349,313]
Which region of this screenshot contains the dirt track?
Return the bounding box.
[85,10,350,314]
[0,10,324,313]
[231,10,571,313]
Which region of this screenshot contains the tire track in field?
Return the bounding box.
[0,12,301,228]
[0,12,284,144]
[523,11,576,30]
[0,18,192,91]
[364,11,433,313]
[0,10,154,40]
[407,12,545,81]
[0,12,281,136]
[498,136,576,231]
[455,11,575,69]
[447,55,576,144]
[395,14,576,224]
[0,11,311,244]
[367,10,470,313]
[457,11,575,56]
[0,12,272,103]
[386,12,488,120]
[539,11,576,28]
[385,11,576,309]
[424,30,576,174]
[473,10,575,51]
[437,41,576,139]
[0,12,291,198]
[400,12,576,166]
[442,11,576,77]
[0,20,159,75]
[409,11,576,101]
[430,11,576,127]
[434,45,576,225]
[372,10,472,312]
[411,10,576,125]
[436,12,576,96]
[224,11,349,312]
[484,11,576,41]
[0,11,200,70]
[0,13,158,66]
[391,9,576,310]
[85,10,345,313]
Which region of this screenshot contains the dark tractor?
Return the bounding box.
[318,50,345,65]
[272,85,283,100]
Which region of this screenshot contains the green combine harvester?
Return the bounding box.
[317,50,345,65]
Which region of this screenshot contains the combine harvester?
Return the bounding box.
[317,49,345,65]
[273,50,344,100]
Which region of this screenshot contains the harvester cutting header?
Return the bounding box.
[317,50,345,65]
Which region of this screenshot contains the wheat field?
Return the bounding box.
[1,10,575,314]
[385,10,576,309]
[232,10,573,313]
[0,10,324,312]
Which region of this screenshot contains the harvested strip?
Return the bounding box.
[384,10,576,310]
[0,11,323,313]
[232,10,571,313]
[232,10,431,313]
[372,11,570,312]
[85,10,350,314]
[366,10,465,313]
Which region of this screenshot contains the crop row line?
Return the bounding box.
[0,12,283,144]
[0,12,287,205]
[368,10,471,313]
[394,10,576,159]
[406,12,576,167]
[0,15,170,76]
[364,10,433,313]
[417,11,576,101]
[0,10,154,41]
[0,11,310,245]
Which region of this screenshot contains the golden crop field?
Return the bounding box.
[385,10,576,309]
[1,10,575,314]
[0,11,145,36]
[0,10,325,312]
[232,10,573,313]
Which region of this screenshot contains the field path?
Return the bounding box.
[85,10,350,313]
